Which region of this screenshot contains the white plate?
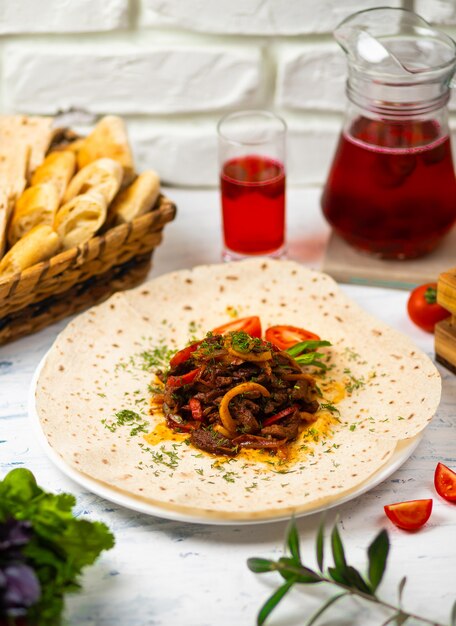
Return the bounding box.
[29,352,423,526]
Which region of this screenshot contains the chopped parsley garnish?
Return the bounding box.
[102,409,149,437]
[229,331,268,354]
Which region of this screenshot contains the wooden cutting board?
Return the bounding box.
[436,267,456,374]
[322,228,456,290]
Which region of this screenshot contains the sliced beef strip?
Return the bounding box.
[290,379,313,402]
[300,400,319,414]
[231,398,260,434]
[193,389,224,403]
[190,428,236,456]
[260,408,301,440]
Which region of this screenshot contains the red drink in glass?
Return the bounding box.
[322,117,456,259]
[221,155,286,256]
[218,110,287,261]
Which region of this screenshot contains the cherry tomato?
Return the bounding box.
[407,283,450,333]
[169,341,201,368]
[434,462,456,502]
[265,325,320,351]
[384,499,433,531]
[213,316,262,338]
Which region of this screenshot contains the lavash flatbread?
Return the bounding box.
[35,259,441,521]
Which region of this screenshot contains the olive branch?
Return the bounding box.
[247,519,456,626]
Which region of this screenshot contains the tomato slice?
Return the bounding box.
[434,462,456,502]
[384,499,433,530]
[169,341,201,368]
[212,316,262,338]
[265,325,320,350]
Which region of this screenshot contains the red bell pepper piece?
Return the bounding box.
[262,405,297,427]
[167,367,201,389]
[189,397,203,420]
[170,341,201,368]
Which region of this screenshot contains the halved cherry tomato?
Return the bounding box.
[169,341,201,368]
[167,367,201,389]
[384,499,433,530]
[434,462,456,502]
[265,325,320,351]
[212,316,262,338]
[407,283,450,333]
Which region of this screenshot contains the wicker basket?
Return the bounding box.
[0,194,176,345]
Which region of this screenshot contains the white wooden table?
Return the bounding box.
[1,188,455,626]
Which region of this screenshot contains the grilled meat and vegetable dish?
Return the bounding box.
[153,329,330,457]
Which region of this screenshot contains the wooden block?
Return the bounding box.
[437,269,456,315]
[435,318,456,374]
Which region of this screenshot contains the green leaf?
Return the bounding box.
[305,592,348,626]
[277,557,321,583]
[316,521,324,572]
[287,340,332,357]
[295,352,325,364]
[367,529,389,592]
[286,519,301,563]
[247,558,276,573]
[424,286,437,304]
[257,577,296,626]
[0,468,114,625]
[331,523,347,573]
[398,576,407,606]
[0,468,41,509]
[59,519,115,568]
[451,599,456,626]
[327,566,348,585]
[306,360,328,370]
[344,566,373,595]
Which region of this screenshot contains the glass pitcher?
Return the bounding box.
[321,8,456,259]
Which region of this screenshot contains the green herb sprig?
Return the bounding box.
[248,519,455,626]
[286,340,332,370]
[0,468,114,625]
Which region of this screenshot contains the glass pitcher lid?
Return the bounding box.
[334,7,456,79]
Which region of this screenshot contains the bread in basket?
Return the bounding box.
[0,115,176,345]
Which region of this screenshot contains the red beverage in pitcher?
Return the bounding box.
[221,155,286,256]
[321,117,456,258]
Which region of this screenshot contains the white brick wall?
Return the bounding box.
[5,44,262,114]
[0,0,128,33]
[1,0,456,186]
[140,0,402,35]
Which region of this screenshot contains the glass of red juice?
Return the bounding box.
[217,110,287,261]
